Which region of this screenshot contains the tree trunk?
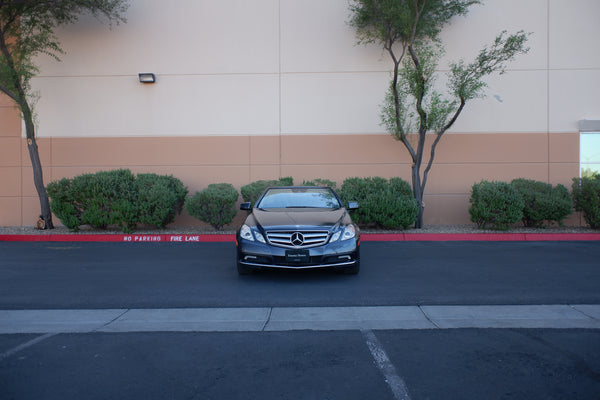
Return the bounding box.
[26,136,53,229]
[20,103,54,231]
[412,162,424,229]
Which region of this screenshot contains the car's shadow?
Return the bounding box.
[237,267,358,282]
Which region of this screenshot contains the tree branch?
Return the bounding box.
[421,98,466,192]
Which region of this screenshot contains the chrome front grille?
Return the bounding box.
[266,231,329,248]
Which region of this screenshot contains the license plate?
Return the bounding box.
[285,249,310,263]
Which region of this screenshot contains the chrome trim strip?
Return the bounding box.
[239,260,357,269]
[265,230,330,249]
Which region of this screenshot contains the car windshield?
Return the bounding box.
[256,187,342,210]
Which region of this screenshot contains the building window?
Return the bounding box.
[579,121,600,178]
[581,132,600,177]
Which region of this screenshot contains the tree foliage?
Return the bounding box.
[349,0,529,228]
[0,0,128,228]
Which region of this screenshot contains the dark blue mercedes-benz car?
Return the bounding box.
[236,186,360,275]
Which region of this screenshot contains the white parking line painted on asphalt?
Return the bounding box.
[1,305,599,334]
[0,333,57,361]
[363,329,411,400]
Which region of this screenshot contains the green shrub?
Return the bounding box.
[186,183,239,230]
[339,176,418,229]
[76,169,138,232]
[572,174,600,229]
[510,178,572,227]
[46,169,187,233]
[240,177,293,206]
[361,191,419,229]
[302,178,337,188]
[46,178,80,231]
[469,180,524,230]
[137,174,188,228]
[389,177,414,198]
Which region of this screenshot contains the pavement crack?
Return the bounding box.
[570,305,597,321]
[418,306,441,329]
[261,308,273,331]
[94,309,130,332]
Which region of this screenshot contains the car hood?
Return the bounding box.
[248,208,350,231]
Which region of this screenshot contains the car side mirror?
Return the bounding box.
[347,201,359,210]
[240,202,252,211]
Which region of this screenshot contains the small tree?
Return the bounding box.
[0,0,128,229]
[349,0,529,228]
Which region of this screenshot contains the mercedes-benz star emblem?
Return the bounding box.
[291,232,304,246]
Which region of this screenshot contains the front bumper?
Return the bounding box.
[237,236,359,270]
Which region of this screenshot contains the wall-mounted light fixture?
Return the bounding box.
[138,73,156,83]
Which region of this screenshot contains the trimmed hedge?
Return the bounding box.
[339,176,418,229]
[302,178,337,188]
[186,183,239,230]
[240,177,293,206]
[572,174,600,229]
[469,180,524,230]
[510,178,572,227]
[137,173,188,228]
[46,169,187,233]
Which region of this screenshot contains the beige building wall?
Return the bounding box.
[0,131,580,227]
[1,0,598,227]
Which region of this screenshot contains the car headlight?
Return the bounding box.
[331,225,356,242]
[330,230,341,242]
[240,224,254,241]
[240,224,266,243]
[341,224,356,241]
[254,230,266,244]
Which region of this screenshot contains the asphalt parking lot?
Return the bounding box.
[1,240,599,399]
[2,329,599,400]
[1,241,599,309]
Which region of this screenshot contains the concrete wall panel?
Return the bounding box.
[33,75,280,138]
[37,0,280,76]
[549,0,600,69]
[549,69,600,133]
[0,138,22,167]
[281,72,388,135]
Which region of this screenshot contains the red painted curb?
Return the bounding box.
[1,233,599,242]
[361,233,600,241]
[0,234,237,243]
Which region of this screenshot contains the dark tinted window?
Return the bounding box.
[257,188,341,209]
